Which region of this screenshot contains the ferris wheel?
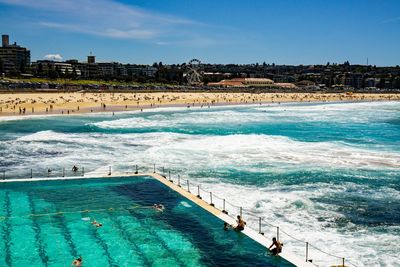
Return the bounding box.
[184,59,203,85]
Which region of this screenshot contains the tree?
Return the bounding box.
[37,62,43,75]
[48,69,59,79]
[72,66,77,79]
[0,58,3,74]
[19,61,26,74]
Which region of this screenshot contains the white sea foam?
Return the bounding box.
[6,131,400,174]
[91,101,400,130]
[197,180,400,267]
[91,109,267,129]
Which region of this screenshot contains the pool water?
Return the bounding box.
[0,176,293,267]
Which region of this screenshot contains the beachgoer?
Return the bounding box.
[72,165,78,172]
[234,215,246,231]
[152,204,165,212]
[71,256,82,266]
[91,220,103,227]
[223,222,232,231]
[269,237,282,255]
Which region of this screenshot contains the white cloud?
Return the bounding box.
[0,0,200,41]
[43,54,63,61]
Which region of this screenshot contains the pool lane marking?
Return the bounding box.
[3,191,12,267]
[52,211,79,258]
[119,184,186,266]
[0,205,150,220]
[83,212,117,267]
[104,209,151,266]
[27,192,49,267]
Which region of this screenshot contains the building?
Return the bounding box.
[31,60,81,76]
[142,66,158,77]
[365,78,380,88]
[69,55,100,78]
[243,78,274,86]
[0,34,30,74]
[342,73,364,89]
[98,62,129,77]
[208,78,290,88]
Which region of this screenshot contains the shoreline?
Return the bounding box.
[0,92,399,117]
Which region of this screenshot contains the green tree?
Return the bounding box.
[0,58,4,74]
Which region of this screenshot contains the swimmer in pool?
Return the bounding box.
[152,204,165,212]
[91,220,103,227]
[71,256,82,266]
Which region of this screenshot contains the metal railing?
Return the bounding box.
[0,164,359,267]
[155,166,359,267]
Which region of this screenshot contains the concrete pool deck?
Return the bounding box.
[1,172,316,267]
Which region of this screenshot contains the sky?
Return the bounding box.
[0,0,399,66]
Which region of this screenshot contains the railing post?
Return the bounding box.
[277,226,280,241]
[197,185,201,199]
[342,258,345,267]
[62,168,65,177]
[187,180,190,192]
[135,165,138,174]
[30,169,33,178]
[306,242,308,262]
[108,166,112,175]
[153,164,156,173]
[169,170,172,182]
[223,199,227,214]
[162,167,165,177]
[82,167,84,176]
[210,192,214,206]
[178,175,181,187]
[259,217,262,234]
[240,207,242,217]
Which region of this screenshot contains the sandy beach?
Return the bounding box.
[0,92,399,116]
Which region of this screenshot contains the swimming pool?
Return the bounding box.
[0,176,293,266]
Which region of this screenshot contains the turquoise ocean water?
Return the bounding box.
[0,101,399,266]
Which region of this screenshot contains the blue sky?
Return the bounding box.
[0,0,399,65]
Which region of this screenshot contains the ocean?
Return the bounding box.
[0,101,399,266]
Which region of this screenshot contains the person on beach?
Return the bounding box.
[234,215,246,231]
[71,256,82,266]
[72,165,78,172]
[269,237,282,255]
